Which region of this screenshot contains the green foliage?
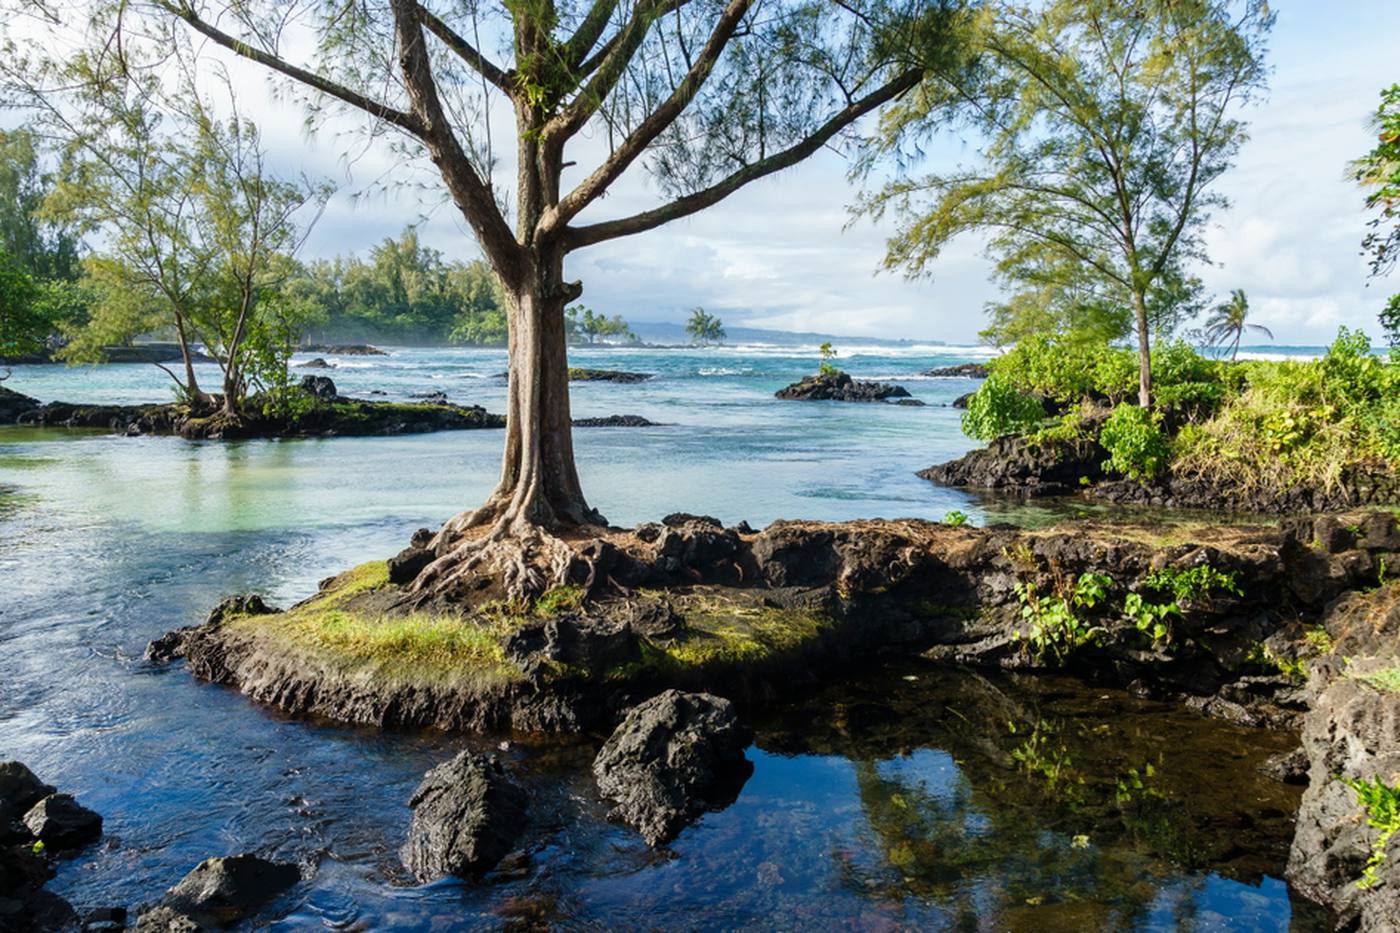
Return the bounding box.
[685,307,725,346]
[1125,564,1238,650]
[1341,776,1400,889]
[0,128,81,283]
[1382,294,1400,349]
[865,0,1272,405]
[818,341,838,376]
[1016,571,1112,664]
[961,374,1045,440]
[0,249,41,356]
[1204,289,1273,360]
[566,305,634,346]
[942,509,969,527]
[1355,666,1400,693]
[1100,406,1171,481]
[1354,84,1400,343]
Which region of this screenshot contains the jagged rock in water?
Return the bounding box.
[299,344,385,356]
[0,385,41,423]
[408,390,449,404]
[401,752,527,881]
[0,762,54,835]
[298,375,337,401]
[922,363,989,378]
[296,357,334,369]
[22,794,102,850]
[592,690,753,845]
[775,371,911,403]
[147,854,300,929]
[567,368,652,383]
[573,414,660,427]
[919,433,1107,496]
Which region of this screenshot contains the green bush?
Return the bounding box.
[962,375,1046,440]
[1099,405,1171,481]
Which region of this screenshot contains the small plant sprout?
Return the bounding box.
[818,342,838,376]
[943,510,970,527]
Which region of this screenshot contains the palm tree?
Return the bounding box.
[1203,289,1273,361]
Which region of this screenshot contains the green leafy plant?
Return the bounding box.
[818,341,838,376]
[1017,570,1112,664]
[942,509,969,527]
[1100,405,1172,481]
[1341,776,1400,889]
[962,374,1045,440]
[1123,564,1240,648]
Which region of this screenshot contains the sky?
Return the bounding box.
[22,1,1400,346]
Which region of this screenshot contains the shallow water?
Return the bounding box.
[0,345,1326,929]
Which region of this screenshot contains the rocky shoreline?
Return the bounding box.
[922,429,1400,514]
[775,371,918,404]
[143,509,1400,925]
[0,379,504,440]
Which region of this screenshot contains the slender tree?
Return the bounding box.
[1202,288,1271,361]
[1354,84,1400,347]
[861,0,1271,408]
[685,307,726,346]
[6,0,974,597]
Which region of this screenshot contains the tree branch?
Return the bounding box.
[416,4,513,95]
[561,0,622,71]
[539,0,751,236]
[159,2,423,135]
[565,68,922,249]
[388,0,523,283]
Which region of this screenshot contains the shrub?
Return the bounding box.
[962,375,1045,440]
[1099,405,1171,480]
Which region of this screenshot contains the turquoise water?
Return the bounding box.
[0,345,1329,930]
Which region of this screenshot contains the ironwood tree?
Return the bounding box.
[8,0,972,598]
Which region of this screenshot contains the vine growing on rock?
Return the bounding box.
[1341,776,1400,889]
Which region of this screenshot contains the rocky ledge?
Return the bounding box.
[2,761,105,933]
[775,371,914,403]
[0,377,505,440]
[572,414,662,428]
[568,368,652,383]
[146,509,1400,921]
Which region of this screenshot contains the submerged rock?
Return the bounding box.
[408,390,449,404]
[592,690,753,845]
[23,794,102,850]
[149,854,300,928]
[775,371,911,403]
[401,751,528,881]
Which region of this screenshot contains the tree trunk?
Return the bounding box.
[1133,290,1153,409]
[173,313,205,406]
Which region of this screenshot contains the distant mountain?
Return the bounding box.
[625,320,944,348]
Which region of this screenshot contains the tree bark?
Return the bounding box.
[1133,289,1153,409]
[173,312,205,405]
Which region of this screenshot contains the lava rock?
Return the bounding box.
[567,368,652,383]
[409,390,449,404]
[573,414,660,427]
[81,907,128,932]
[592,690,753,845]
[296,357,334,369]
[155,854,299,928]
[299,344,385,356]
[133,906,202,932]
[401,752,528,881]
[1259,747,1310,785]
[922,362,989,378]
[297,375,337,401]
[0,762,54,835]
[387,545,435,585]
[0,385,41,423]
[503,616,639,677]
[207,594,277,627]
[23,794,102,850]
[951,391,975,409]
[774,371,911,403]
[920,433,1107,496]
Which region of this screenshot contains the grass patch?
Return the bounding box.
[1354,666,1400,693]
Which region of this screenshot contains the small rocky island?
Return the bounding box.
[775,371,917,403]
[0,377,504,440]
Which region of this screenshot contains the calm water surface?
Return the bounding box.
[0,345,1325,929]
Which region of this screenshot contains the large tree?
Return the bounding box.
[9,0,972,597]
[861,0,1271,408]
[1354,84,1400,347]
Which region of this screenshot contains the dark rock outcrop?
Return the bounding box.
[401,752,528,880]
[0,386,40,423]
[573,415,660,427]
[387,545,436,585]
[300,344,386,356]
[296,357,334,369]
[504,615,640,678]
[144,854,300,929]
[297,375,337,401]
[23,794,102,850]
[919,433,1107,496]
[775,371,911,403]
[0,762,54,835]
[567,368,652,383]
[408,390,449,404]
[592,690,753,845]
[923,363,989,378]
